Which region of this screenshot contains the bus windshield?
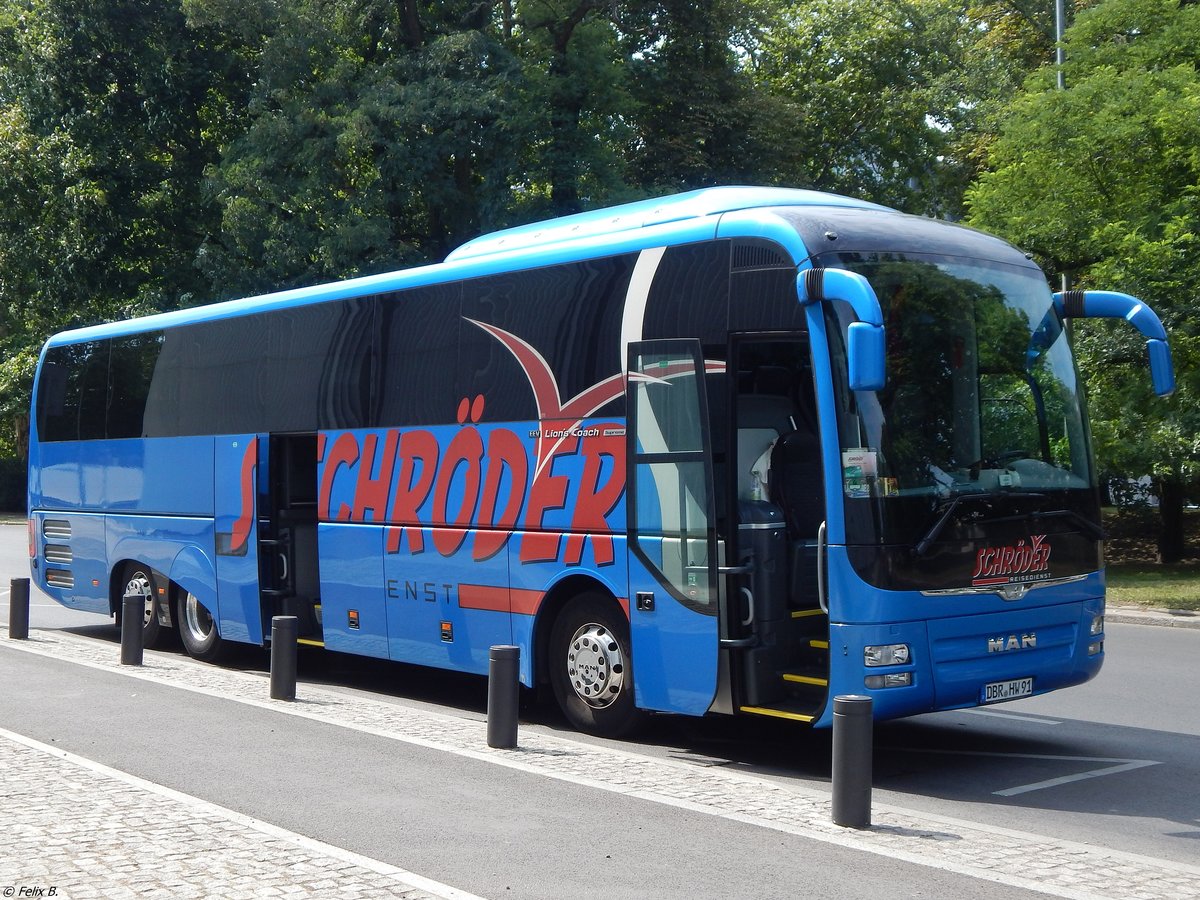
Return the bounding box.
[824,253,1095,548]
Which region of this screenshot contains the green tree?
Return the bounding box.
[619,0,778,192]
[0,0,228,457]
[752,0,980,216]
[193,0,526,296]
[968,0,1200,560]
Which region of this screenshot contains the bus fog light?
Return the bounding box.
[1089,614,1104,636]
[1088,639,1103,656]
[864,643,910,666]
[865,672,912,689]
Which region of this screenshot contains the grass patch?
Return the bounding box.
[1105,563,1200,611]
[1102,506,1200,610]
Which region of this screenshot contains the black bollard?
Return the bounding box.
[487,645,520,749]
[831,694,873,828]
[270,616,299,701]
[9,577,30,640]
[120,592,144,666]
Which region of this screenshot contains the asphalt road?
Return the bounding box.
[3,521,1199,895]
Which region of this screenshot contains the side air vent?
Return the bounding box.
[44,544,73,565]
[46,569,74,588]
[43,519,72,540]
[732,242,792,272]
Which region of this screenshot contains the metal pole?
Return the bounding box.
[270,616,299,701]
[120,593,144,666]
[831,694,873,828]
[1055,0,1066,91]
[487,645,520,749]
[8,577,30,640]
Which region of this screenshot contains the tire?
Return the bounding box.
[549,593,643,738]
[119,563,162,649]
[176,589,227,663]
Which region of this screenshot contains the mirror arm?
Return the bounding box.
[1053,290,1175,396]
[799,267,887,392]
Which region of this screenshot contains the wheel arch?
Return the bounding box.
[167,544,219,623]
[532,573,626,689]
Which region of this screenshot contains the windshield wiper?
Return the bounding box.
[1037,508,1105,540]
[913,491,1047,557]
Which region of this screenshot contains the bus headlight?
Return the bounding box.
[1089,614,1104,636]
[864,643,910,666]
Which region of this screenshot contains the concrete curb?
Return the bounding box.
[1106,605,1200,629]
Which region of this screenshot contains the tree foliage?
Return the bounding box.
[968,0,1200,559]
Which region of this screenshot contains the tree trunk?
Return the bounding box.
[1156,476,1186,563]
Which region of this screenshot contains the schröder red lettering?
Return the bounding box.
[519,433,577,563]
[322,422,625,567]
[385,429,440,554]
[473,429,529,561]
[432,428,485,556]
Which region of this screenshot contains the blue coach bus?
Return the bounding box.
[27,187,1173,736]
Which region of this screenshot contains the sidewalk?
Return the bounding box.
[3,629,1200,900]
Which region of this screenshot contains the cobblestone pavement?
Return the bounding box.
[4,631,1200,900]
[0,725,478,900]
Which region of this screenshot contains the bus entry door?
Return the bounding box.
[627,340,720,715]
[214,434,267,645]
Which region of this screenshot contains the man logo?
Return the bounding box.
[987,633,1037,653]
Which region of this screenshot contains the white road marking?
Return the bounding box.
[891,747,1160,796]
[961,708,1062,725]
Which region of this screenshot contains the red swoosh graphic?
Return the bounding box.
[229,437,258,555]
[467,319,727,476]
[467,319,627,477]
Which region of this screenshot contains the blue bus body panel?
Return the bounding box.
[31,437,214,514]
[318,522,390,659]
[627,545,719,715]
[384,526,512,675]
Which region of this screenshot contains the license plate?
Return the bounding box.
[982,677,1034,704]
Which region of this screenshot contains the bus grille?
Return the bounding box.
[45,569,74,588]
[42,519,72,540]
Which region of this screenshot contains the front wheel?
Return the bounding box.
[549,593,643,738]
[177,590,227,663]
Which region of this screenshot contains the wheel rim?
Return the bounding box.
[565,622,626,709]
[124,571,154,626]
[183,592,215,644]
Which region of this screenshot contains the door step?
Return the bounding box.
[782,671,828,687]
[739,704,816,723]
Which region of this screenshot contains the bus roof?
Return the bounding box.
[445,186,889,262]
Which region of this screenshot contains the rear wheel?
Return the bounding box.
[549,593,643,738]
[177,590,226,662]
[119,564,162,648]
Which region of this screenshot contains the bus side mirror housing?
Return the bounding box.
[1054,290,1175,396]
[847,322,886,392]
[799,267,887,392]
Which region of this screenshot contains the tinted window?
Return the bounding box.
[36,341,108,442]
[460,256,633,423]
[108,332,165,438]
[642,243,729,346]
[378,284,461,426]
